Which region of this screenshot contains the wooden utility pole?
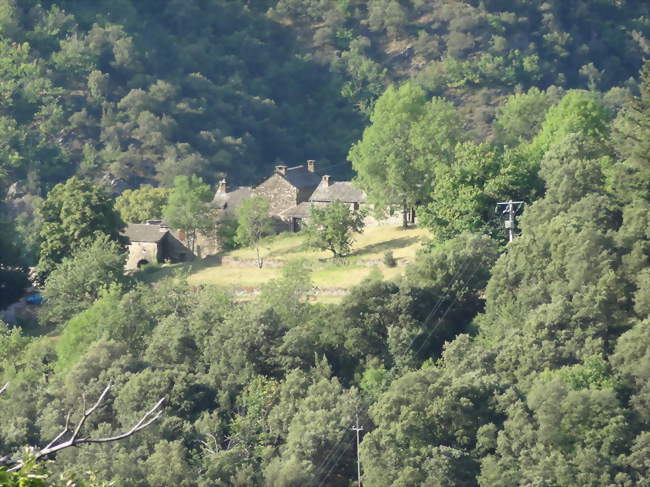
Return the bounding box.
[352,414,364,486]
[495,201,524,242]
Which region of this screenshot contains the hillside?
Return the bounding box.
[1,0,649,201]
[1,2,650,486]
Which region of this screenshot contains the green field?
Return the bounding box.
[143,225,430,300]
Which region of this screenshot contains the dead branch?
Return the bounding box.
[7,383,165,472]
[0,382,8,396]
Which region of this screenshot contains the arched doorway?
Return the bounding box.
[136,259,149,269]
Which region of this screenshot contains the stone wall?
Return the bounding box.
[126,241,160,270]
[161,233,193,262]
[253,174,299,215]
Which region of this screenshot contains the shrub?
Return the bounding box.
[383,250,397,267]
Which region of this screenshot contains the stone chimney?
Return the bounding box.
[321,174,331,187]
[275,165,287,175]
[217,178,227,194]
[307,160,316,173]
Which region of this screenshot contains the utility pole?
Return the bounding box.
[352,414,364,487]
[495,201,524,242]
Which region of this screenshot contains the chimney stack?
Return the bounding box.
[275,165,287,175]
[307,160,316,173]
[321,174,331,187]
[217,178,227,194]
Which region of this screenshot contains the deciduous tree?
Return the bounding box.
[162,175,212,253]
[114,185,170,223]
[235,196,274,268]
[349,82,464,227]
[37,177,124,277]
[305,201,365,257]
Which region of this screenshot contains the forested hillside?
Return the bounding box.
[1,1,650,486]
[0,0,649,197]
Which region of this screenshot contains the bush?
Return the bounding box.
[217,218,239,251]
[383,250,397,267]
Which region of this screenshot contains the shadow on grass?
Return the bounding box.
[133,257,215,284]
[351,236,420,258]
[265,241,311,258]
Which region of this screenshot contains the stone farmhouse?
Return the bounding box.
[122,160,369,265]
[280,174,368,231]
[211,179,253,218]
[122,221,193,270]
[253,160,322,216]
[214,160,368,232]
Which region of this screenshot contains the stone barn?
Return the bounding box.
[123,221,193,270]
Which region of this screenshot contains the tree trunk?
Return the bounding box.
[402,200,409,228]
[256,244,263,268]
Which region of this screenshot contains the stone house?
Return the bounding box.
[123,221,193,270]
[309,174,367,209]
[279,174,368,231]
[211,179,253,219]
[252,160,321,216]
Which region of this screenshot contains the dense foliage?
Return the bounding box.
[1,1,650,486]
[305,201,365,257]
[37,176,125,277]
[0,0,362,200]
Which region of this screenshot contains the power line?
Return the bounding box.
[314,430,348,482]
[413,262,483,359]
[406,255,475,353]
[317,440,351,487]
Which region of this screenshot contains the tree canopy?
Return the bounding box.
[305,201,365,257]
[1,4,650,487]
[349,82,464,225]
[37,176,124,277]
[162,175,212,252]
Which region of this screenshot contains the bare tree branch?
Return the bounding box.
[0,382,8,396]
[7,384,165,472]
[43,411,72,451]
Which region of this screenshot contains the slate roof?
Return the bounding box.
[280,165,321,189]
[309,181,367,203]
[212,186,253,214]
[279,202,313,219]
[123,223,169,243]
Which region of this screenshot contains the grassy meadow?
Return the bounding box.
[141,225,430,301]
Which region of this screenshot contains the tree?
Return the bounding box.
[114,185,170,223]
[361,335,497,486]
[525,90,612,166]
[493,86,563,147]
[0,382,164,476]
[419,142,541,241]
[305,201,365,257]
[37,177,124,277]
[612,60,650,204]
[41,236,127,325]
[235,196,274,268]
[0,217,29,309]
[162,175,212,253]
[349,82,464,227]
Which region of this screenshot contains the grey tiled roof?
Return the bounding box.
[212,186,253,215]
[123,223,168,243]
[279,201,313,218]
[309,181,367,203]
[281,165,321,189]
